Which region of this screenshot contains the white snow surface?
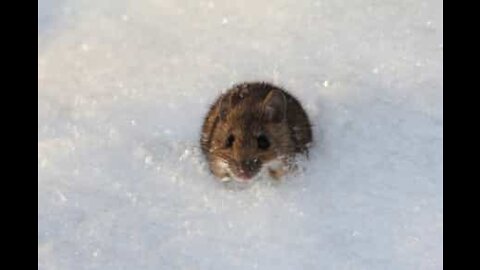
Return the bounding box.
[38,0,443,269]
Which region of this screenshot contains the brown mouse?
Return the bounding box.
[200,82,312,182]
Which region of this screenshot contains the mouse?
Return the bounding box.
[200,82,312,182]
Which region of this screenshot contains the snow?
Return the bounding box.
[38,0,443,269]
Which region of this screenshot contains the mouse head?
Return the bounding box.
[209,87,293,181]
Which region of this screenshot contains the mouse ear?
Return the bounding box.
[218,88,247,121]
[218,93,229,121]
[262,89,287,123]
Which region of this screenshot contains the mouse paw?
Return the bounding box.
[269,168,286,180]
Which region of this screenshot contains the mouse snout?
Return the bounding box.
[237,158,261,179]
[242,158,261,170]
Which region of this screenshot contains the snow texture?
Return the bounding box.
[38,0,443,269]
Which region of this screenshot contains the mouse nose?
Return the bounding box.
[240,158,261,172]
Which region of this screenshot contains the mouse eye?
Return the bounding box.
[225,134,235,148]
[257,134,270,150]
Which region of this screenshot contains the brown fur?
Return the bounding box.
[200,82,312,181]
